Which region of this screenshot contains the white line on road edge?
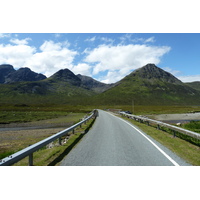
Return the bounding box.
[108,112,180,166]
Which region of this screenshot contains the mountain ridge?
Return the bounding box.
[93,64,200,106]
[0,64,46,84]
[0,63,200,106]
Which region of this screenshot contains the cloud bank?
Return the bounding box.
[0,39,78,77]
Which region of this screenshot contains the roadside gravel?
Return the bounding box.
[149,112,200,122]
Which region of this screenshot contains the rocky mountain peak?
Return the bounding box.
[0,64,14,70]
[50,69,81,86]
[132,63,182,84]
[0,64,15,83]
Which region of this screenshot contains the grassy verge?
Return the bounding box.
[121,116,200,166]
[0,111,73,124]
[0,113,86,160]
[182,121,200,133]
[13,117,96,166]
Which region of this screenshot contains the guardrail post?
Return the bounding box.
[59,137,62,145]
[157,124,160,130]
[29,153,33,166]
[173,130,176,138]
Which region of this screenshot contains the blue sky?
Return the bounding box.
[0,33,200,83]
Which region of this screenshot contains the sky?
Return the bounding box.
[0,33,200,84]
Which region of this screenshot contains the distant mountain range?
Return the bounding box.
[0,63,200,106]
[0,64,46,84]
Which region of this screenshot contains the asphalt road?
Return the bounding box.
[60,110,190,166]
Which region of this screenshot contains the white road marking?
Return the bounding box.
[107,112,180,166]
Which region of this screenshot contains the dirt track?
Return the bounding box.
[149,112,200,122]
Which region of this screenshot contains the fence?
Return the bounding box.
[120,112,200,144]
[0,110,98,166]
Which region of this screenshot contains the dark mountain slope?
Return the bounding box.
[0,64,15,83]
[0,68,95,105]
[77,74,115,93]
[49,69,81,86]
[5,67,46,83]
[0,64,46,84]
[92,64,200,106]
[130,63,182,84]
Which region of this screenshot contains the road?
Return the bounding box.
[60,110,190,166]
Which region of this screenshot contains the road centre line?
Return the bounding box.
[107,111,180,166]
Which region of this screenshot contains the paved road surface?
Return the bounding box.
[60,110,190,166]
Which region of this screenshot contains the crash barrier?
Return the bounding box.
[0,110,98,166]
[120,112,200,146]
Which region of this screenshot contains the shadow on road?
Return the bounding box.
[48,118,96,166]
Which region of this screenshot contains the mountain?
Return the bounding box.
[1,63,200,106]
[93,64,200,106]
[49,69,81,86]
[0,64,46,84]
[0,64,15,83]
[0,68,96,105]
[186,81,200,91]
[131,63,182,84]
[5,67,46,83]
[77,74,115,93]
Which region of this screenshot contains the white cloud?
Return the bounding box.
[119,34,155,44]
[0,33,11,38]
[10,38,31,45]
[0,43,36,67]
[0,40,77,77]
[162,67,181,76]
[119,34,133,42]
[99,37,114,44]
[85,36,96,42]
[177,75,200,83]
[100,70,127,84]
[72,63,92,76]
[40,40,62,52]
[25,40,77,77]
[144,36,155,43]
[84,44,171,83]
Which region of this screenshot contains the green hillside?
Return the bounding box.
[186,81,200,91]
[1,64,200,107]
[0,70,95,105]
[91,64,200,106]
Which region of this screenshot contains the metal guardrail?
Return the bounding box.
[120,112,200,140]
[0,110,98,166]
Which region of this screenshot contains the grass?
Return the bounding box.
[0,111,69,124]
[0,128,64,159]
[182,121,200,133]
[94,105,200,115]
[0,113,86,160]
[1,103,200,165]
[13,117,96,166]
[121,116,200,166]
